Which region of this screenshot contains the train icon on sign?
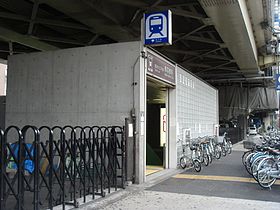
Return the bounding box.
[144,10,172,45]
[149,15,164,37]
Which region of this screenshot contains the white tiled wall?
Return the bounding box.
[176,66,218,162]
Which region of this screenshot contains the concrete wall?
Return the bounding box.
[0,63,6,95]
[0,96,5,129]
[6,41,142,182]
[6,42,141,128]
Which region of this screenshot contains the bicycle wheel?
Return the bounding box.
[180,156,187,169]
[208,152,213,163]
[203,154,209,166]
[227,142,232,154]
[251,156,266,181]
[244,152,255,175]
[214,145,221,159]
[242,150,252,166]
[257,158,278,189]
[221,147,227,157]
[193,159,201,172]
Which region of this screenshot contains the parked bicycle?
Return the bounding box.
[256,151,280,188]
[178,139,201,172]
[242,133,280,189]
[220,132,232,156]
[208,136,222,160]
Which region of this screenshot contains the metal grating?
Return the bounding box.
[200,0,238,7]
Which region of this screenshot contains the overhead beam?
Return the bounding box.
[172,9,205,20]
[216,67,240,72]
[198,0,259,72]
[196,61,233,74]
[200,72,243,78]
[107,0,199,9]
[106,0,205,20]
[164,1,200,7]
[258,55,280,68]
[33,35,86,46]
[0,26,59,51]
[8,41,13,55]
[0,49,28,54]
[82,0,121,25]
[151,0,163,7]
[156,7,206,20]
[183,48,221,63]
[181,60,239,71]
[199,69,239,75]
[195,53,231,61]
[39,0,137,42]
[28,0,40,35]
[0,0,95,51]
[206,77,273,83]
[106,0,148,8]
[182,62,210,68]
[167,8,206,20]
[127,0,164,28]
[183,35,223,45]
[81,0,138,37]
[88,34,100,45]
[174,25,207,43]
[0,11,91,31]
[164,48,231,61]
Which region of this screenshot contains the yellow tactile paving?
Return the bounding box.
[145,165,164,176]
[146,165,163,170]
[146,169,160,176]
[173,174,280,185]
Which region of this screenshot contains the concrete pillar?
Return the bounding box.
[135,44,146,184]
[168,87,177,169]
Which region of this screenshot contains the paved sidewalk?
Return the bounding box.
[100,190,280,210]
[232,140,246,152]
[77,142,280,210]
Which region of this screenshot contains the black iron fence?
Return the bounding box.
[0,125,127,210]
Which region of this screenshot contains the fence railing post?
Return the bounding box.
[0,129,4,210]
[39,126,54,210]
[21,125,40,210]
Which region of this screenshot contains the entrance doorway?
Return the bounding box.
[146,78,168,176]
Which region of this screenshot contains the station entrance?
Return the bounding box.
[146,78,169,176]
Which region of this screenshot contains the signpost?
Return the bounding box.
[144,10,172,46]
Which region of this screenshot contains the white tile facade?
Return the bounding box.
[176,66,218,162]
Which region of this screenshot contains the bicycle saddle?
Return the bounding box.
[190,146,196,150]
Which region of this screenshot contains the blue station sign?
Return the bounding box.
[276,74,280,90]
[144,10,172,46]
